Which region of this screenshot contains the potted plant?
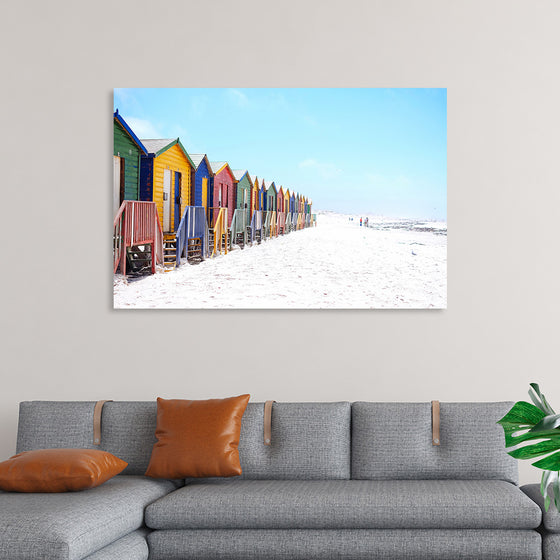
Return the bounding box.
[497,383,560,512]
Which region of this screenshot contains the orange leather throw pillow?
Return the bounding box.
[145,394,250,479]
[0,448,128,492]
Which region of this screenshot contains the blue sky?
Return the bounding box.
[114,88,447,220]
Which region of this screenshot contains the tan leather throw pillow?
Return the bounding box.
[145,394,250,479]
[0,448,128,492]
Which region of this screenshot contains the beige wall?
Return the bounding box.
[1,0,559,485]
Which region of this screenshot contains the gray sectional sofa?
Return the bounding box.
[0,400,557,559]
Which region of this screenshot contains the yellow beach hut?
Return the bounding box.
[139,138,195,234]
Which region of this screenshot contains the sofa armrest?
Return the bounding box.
[522,485,560,560]
[522,484,560,533]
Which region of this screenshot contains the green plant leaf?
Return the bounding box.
[503,428,560,448]
[530,414,560,432]
[497,388,560,482]
[554,476,560,512]
[541,469,557,495]
[509,439,560,460]
[497,401,546,427]
[529,383,556,415]
[532,451,560,471]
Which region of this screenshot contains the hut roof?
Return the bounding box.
[114,110,148,155]
[189,153,210,171]
[232,169,249,181]
[141,138,175,154]
[141,138,196,169]
[209,161,228,174]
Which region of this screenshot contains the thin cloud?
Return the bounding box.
[299,159,342,180]
[125,117,161,139]
[226,88,249,107]
[303,115,317,127]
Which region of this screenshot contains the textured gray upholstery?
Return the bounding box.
[83,529,149,560]
[16,401,351,479]
[0,476,178,560]
[17,401,96,452]
[13,400,541,560]
[352,402,518,483]
[145,478,540,530]
[147,529,541,560]
[99,402,157,475]
[16,401,158,476]
[544,533,560,560]
[238,402,351,479]
[522,484,560,533]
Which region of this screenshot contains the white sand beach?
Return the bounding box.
[113,211,447,309]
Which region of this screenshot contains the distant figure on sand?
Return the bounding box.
[360,217,362,227]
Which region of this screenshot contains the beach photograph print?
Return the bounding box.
[113,88,447,309]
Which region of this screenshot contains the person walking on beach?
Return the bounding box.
[360,217,362,227]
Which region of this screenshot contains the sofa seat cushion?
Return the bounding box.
[522,483,560,533]
[147,529,542,560]
[145,479,541,531]
[82,529,149,560]
[0,475,179,560]
[543,533,560,560]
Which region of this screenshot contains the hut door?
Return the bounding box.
[174,171,182,231]
[113,156,124,217]
[163,168,171,232]
[202,177,208,209]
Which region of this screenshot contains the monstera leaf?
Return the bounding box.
[497,383,560,512]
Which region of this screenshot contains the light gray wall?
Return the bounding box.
[1,0,558,485]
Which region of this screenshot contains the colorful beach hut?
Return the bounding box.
[113,110,148,217]
[251,175,260,213]
[276,186,286,234]
[264,181,277,212]
[284,188,292,231]
[259,179,266,212]
[231,170,253,247]
[209,162,236,228]
[233,170,252,215]
[139,138,195,234]
[263,181,277,237]
[277,186,284,213]
[189,154,213,213]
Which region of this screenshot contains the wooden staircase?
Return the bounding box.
[234,231,245,249]
[187,238,203,264]
[126,244,152,277]
[163,234,177,270]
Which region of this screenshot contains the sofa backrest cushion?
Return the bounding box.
[17,401,158,475]
[351,402,518,484]
[238,402,351,480]
[16,401,352,479]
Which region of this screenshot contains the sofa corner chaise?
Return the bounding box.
[0,399,555,559]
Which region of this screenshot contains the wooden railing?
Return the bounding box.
[277,211,286,234]
[269,210,277,238]
[263,211,272,239]
[230,209,248,247]
[113,201,163,275]
[211,207,228,257]
[250,210,263,244]
[176,206,209,267]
